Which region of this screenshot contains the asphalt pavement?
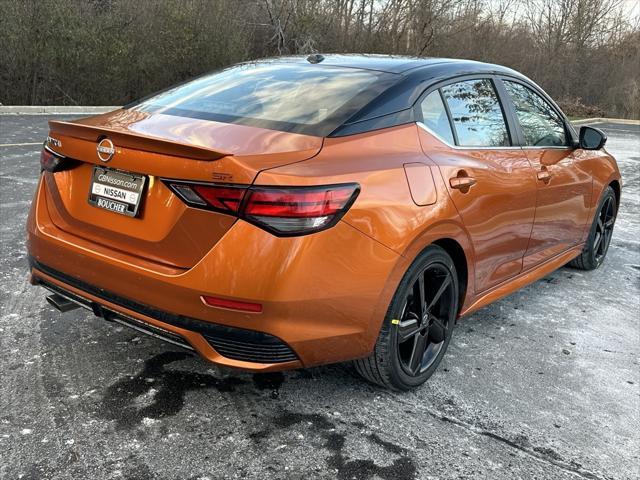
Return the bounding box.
[0,115,638,480]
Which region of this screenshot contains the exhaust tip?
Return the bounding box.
[46,294,80,313]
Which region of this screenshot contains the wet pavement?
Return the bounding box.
[1,115,638,479]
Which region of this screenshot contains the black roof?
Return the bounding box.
[266,54,442,73]
[270,54,530,136]
[262,54,532,136]
[265,53,521,76]
[131,54,541,138]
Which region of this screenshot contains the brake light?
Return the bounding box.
[244,187,355,217]
[164,181,359,236]
[40,145,76,172]
[244,185,358,234]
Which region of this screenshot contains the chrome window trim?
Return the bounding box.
[521,146,574,151]
[417,123,576,151]
[415,73,578,151]
[416,122,523,151]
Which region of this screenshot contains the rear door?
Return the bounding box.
[417,77,537,293]
[499,79,592,269]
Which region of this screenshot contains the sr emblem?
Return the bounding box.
[96,138,115,162]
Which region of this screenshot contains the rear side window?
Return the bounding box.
[420,91,455,144]
[130,63,395,137]
[503,81,567,147]
[441,79,510,147]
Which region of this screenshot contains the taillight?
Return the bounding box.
[40,146,62,172]
[164,181,359,236]
[244,185,358,235]
[192,185,245,214]
[167,182,247,215]
[40,145,76,172]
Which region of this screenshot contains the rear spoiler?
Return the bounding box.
[48,120,228,161]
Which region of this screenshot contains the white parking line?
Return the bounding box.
[0,175,39,185]
[0,142,42,147]
[1,200,31,208]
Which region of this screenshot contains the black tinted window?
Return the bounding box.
[441,79,510,147]
[420,91,455,144]
[131,63,395,136]
[504,81,567,146]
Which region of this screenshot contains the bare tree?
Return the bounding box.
[0,0,637,118]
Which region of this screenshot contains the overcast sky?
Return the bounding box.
[623,0,640,19]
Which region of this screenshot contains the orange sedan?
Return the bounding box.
[27,55,621,390]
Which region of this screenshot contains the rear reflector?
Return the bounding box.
[201,295,263,313]
[164,181,359,236]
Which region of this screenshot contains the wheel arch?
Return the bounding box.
[581,156,621,244]
[432,238,468,317]
[365,219,476,352]
[609,179,621,208]
[397,220,476,317]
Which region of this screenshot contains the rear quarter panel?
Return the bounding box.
[255,124,477,340]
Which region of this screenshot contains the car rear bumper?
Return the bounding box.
[31,258,301,369]
[26,176,400,371]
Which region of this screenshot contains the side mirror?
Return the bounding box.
[579,126,607,150]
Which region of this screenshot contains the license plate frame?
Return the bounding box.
[88,166,147,217]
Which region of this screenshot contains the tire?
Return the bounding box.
[569,186,617,271]
[354,245,459,390]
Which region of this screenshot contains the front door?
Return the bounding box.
[418,79,537,294]
[500,80,592,269]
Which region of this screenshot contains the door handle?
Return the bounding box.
[537,166,551,183]
[449,176,477,191]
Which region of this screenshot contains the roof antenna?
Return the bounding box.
[306,54,325,64]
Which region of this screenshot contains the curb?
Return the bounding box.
[0,106,120,114]
[571,117,640,126]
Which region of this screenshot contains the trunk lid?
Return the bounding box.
[43,109,322,270]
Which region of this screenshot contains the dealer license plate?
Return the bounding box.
[88,166,146,217]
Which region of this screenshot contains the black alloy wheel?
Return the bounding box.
[354,245,459,390]
[396,263,454,376]
[593,194,615,263]
[569,186,617,271]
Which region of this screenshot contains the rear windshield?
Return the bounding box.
[129,63,396,137]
